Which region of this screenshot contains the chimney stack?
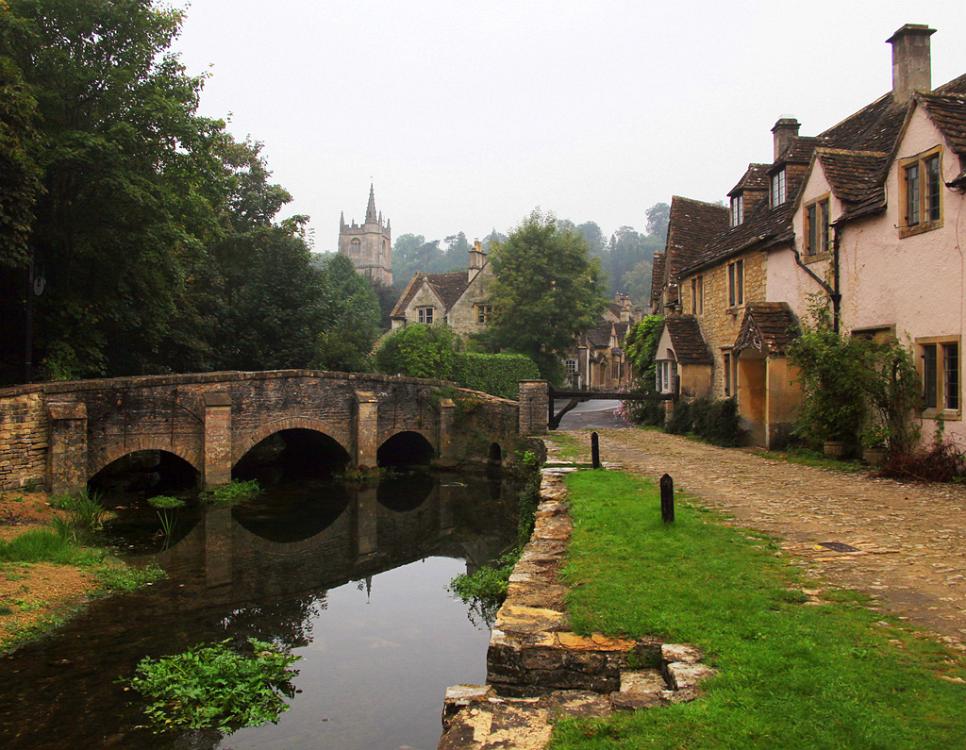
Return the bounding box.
[771,117,800,161]
[887,24,935,105]
[468,239,486,281]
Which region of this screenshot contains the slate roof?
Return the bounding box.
[733,302,799,356]
[650,253,667,304]
[663,315,712,364]
[664,196,729,279]
[585,321,615,348]
[728,164,770,196]
[773,137,819,168]
[390,270,470,318]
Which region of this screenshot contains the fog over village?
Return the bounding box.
[1,2,966,749]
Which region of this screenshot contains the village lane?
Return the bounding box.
[556,428,966,649]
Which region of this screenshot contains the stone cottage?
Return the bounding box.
[390,240,494,336]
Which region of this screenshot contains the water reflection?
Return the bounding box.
[0,472,519,750]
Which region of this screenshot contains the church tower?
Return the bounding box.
[338,184,393,286]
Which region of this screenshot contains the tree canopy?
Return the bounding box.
[485,211,605,379]
[314,254,381,372]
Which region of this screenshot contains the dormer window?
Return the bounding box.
[770,170,786,207]
[730,195,743,227]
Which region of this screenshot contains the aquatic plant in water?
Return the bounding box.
[201,479,261,506]
[125,638,300,733]
[147,495,185,544]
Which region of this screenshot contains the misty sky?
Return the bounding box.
[173,1,966,252]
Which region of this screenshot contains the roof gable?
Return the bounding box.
[662,315,712,364]
[664,196,730,279]
[733,302,799,356]
[917,92,966,157]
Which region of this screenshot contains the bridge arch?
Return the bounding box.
[88,443,202,489]
[376,430,436,467]
[232,417,352,469]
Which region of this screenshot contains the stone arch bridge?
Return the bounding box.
[0,370,538,494]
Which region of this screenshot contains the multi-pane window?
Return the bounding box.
[805,197,830,256]
[770,170,786,208]
[565,359,578,375]
[730,194,743,227]
[727,259,744,307]
[417,306,434,324]
[476,304,493,324]
[656,357,678,394]
[920,339,960,414]
[690,277,704,315]
[901,148,943,235]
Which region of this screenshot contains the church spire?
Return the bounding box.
[340,210,345,230]
[365,183,377,224]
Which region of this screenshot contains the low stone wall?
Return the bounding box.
[438,466,716,749]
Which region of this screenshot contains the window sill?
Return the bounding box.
[726,306,743,316]
[802,251,830,265]
[900,220,943,239]
[921,408,962,422]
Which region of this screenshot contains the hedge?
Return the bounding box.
[452,352,539,400]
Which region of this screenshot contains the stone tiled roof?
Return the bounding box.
[819,93,906,154]
[663,315,712,365]
[390,271,469,318]
[650,253,666,303]
[815,148,890,209]
[585,321,615,348]
[918,92,966,156]
[664,196,729,279]
[774,136,819,167]
[733,302,799,356]
[728,164,770,196]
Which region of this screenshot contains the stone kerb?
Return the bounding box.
[438,467,717,749]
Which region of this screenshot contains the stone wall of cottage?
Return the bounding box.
[679,248,768,398]
[447,266,494,336]
[399,283,445,326]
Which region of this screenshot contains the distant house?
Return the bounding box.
[390,240,494,336]
[563,294,639,390]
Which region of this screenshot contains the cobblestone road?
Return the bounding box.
[555,428,966,648]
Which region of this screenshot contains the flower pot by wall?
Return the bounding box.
[863,447,887,466]
[823,440,847,458]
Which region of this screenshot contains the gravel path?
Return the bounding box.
[555,428,966,648]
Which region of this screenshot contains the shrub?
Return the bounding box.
[374,324,459,380]
[202,480,261,506]
[126,638,300,733]
[623,315,665,425]
[878,423,966,482]
[665,399,692,435]
[451,352,539,400]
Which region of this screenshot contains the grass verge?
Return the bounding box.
[545,432,585,462]
[552,470,966,750]
[755,447,866,474]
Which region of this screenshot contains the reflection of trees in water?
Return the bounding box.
[219,593,328,651]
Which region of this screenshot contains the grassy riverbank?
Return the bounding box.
[0,491,164,652]
[551,470,966,749]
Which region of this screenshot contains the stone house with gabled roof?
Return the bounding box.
[769,25,966,444]
[652,22,965,449]
[390,241,495,335]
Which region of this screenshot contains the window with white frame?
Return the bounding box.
[730,194,743,226]
[770,169,786,208]
[417,306,434,324]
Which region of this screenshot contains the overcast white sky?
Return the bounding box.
[173,1,966,252]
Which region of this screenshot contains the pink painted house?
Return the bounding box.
[768,24,966,443]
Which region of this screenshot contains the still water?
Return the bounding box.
[0,472,518,750]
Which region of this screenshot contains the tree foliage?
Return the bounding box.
[374,323,460,380]
[314,254,380,372]
[486,211,605,380]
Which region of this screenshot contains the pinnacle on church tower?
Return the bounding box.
[365,183,378,224]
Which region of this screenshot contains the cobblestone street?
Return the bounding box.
[556,428,966,648]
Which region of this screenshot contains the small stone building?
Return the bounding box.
[562,294,639,390]
[390,241,493,336]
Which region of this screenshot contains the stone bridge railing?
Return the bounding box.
[0,370,534,494]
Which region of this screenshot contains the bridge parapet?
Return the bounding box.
[0,370,526,493]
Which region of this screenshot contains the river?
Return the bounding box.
[0,470,519,749]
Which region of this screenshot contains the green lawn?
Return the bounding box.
[552,470,966,750]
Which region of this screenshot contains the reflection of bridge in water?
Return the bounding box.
[147,475,517,615]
